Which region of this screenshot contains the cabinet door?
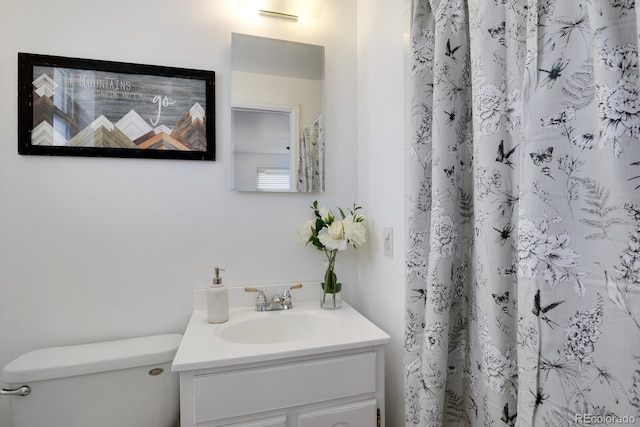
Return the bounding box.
[297,399,377,427]
[221,415,287,427]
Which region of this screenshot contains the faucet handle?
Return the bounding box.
[244,287,267,310]
[282,283,303,298]
[282,284,303,309]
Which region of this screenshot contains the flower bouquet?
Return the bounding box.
[298,201,366,308]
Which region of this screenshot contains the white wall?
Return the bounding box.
[356,1,409,426]
[233,72,323,127]
[0,1,360,426]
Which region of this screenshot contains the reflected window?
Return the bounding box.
[256,167,291,191]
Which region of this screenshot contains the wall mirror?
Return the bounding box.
[231,33,325,192]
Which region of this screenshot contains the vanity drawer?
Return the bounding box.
[193,351,377,423]
[297,399,377,427]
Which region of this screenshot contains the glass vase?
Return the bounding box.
[320,249,342,309]
[320,288,342,309]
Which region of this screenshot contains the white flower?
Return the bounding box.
[599,43,638,74]
[423,322,445,351]
[318,221,347,251]
[414,179,432,213]
[547,232,580,269]
[343,215,366,247]
[431,215,457,258]
[299,201,366,256]
[481,344,516,394]
[598,80,640,141]
[318,207,333,222]
[407,233,428,281]
[564,295,604,365]
[297,220,315,243]
[424,333,440,351]
[414,106,433,146]
[517,218,552,278]
[474,83,506,136]
[412,27,435,77]
[572,132,596,149]
[405,310,421,352]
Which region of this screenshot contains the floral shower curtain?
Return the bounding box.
[406,0,640,426]
[297,115,325,192]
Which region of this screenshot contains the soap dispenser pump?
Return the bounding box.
[207,267,229,324]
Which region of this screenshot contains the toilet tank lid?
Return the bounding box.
[1,334,183,384]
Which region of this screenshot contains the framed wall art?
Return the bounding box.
[18,53,215,160]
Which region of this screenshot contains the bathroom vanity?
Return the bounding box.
[172,284,390,427]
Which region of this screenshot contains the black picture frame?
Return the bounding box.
[18,53,215,160]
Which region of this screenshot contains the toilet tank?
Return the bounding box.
[1,334,182,427]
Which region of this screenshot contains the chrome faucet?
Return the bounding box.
[244,284,302,311]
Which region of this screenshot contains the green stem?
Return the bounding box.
[322,249,339,307]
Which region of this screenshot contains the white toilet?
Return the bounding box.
[1,334,182,427]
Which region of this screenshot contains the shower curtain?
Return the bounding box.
[297,115,325,192]
[406,0,640,426]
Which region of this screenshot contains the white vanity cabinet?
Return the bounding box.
[178,346,385,427]
[172,287,390,427]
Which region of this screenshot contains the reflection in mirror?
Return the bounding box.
[231,33,325,192]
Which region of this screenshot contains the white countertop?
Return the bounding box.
[171,284,390,371]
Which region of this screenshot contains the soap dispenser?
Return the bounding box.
[207,267,229,324]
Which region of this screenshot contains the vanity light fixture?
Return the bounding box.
[240,0,323,21]
[258,9,299,20]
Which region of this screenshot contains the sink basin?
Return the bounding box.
[216,311,340,344]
